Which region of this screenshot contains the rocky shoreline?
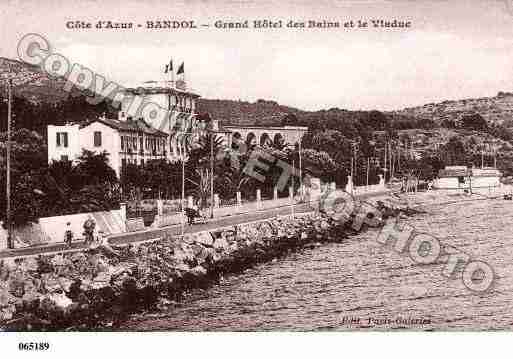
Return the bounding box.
[0,199,411,331]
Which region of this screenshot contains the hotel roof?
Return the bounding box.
[124,81,201,98]
[81,116,168,137]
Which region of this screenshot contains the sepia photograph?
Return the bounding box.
[1,0,513,356]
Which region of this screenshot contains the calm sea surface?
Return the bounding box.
[122,197,513,331]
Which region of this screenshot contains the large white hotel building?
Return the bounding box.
[48,77,307,177]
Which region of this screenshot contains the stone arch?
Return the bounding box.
[273,133,285,148]
[246,132,256,147]
[260,133,271,147]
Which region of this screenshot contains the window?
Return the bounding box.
[56,132,68,147]
[121,158,127,168]
[94,131,102,147]
[121,136,124,150]
[60,155,69,162]
[140,159,144,166]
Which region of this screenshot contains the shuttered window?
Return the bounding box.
[94,131,102,147]
[56,132,68,147]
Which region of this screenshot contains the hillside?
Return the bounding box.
[2,55,513,134]
[0,57,79,104]
[393,92,513,127]
[197,99,304,126]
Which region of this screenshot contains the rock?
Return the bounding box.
[47,292,73,310]
[189,265,207,276]
[42,273,62,293]
[79,278,93,291]
[70,252,87,262]
[0,305,15,321]
[192,232,214,247]
[213,237,230,252]
[156,297,173,310]
[173,263,191,273]
[51,254,66,267]
[0,288,16,307]
[109,263,132,278]
[58,277,73,292]
[91,272,111,290]
[22,290,41,304]
[111,272,130,289]
[21,279,41,303]
[193,244,215,266]
[20,258,38,272]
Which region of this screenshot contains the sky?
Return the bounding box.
[1,0,513,111]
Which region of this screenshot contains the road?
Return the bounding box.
[0,202,314,259]
[0,190,391,259]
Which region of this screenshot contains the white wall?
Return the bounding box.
[434,177,462,189]
[434,176,501,189]
[37,210,125,245]
[120,92,196,123]
[471,176,501,188]
[79,122,121,176]
[47,124,81,163]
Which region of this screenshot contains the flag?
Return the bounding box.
[177,62,184,75]
[164,59,173,74]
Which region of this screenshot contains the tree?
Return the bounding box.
[281,113,299,126]
[73,150,117,189]
[438,136,468,166]
[460,113,488,131]
[296,149,337,182]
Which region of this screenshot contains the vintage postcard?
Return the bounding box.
[1,0,513,356]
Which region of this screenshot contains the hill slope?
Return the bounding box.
[3,56,513,132]
[393,92,513,127]
[0,57,78,103]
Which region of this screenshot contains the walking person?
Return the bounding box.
[83,217,96,246]
[64,222,74,247]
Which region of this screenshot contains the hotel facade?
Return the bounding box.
[47,77,307,177]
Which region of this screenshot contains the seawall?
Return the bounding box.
[0,197,407,331]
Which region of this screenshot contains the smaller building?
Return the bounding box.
[48,115,168,177]
[434,166,502,189]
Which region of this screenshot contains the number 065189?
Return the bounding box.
[18,342,50,351]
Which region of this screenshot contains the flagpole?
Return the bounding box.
[181,138,185,236]
[384,141,387,183]
[298,139,302,198]
[171,59,175,88]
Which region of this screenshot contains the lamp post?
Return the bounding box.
[291,159,295,218]
[210,131,214,219]
[178,127,216,234]
[1,68,43,250]
[298,138,302,198]
[6,78,13,249]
